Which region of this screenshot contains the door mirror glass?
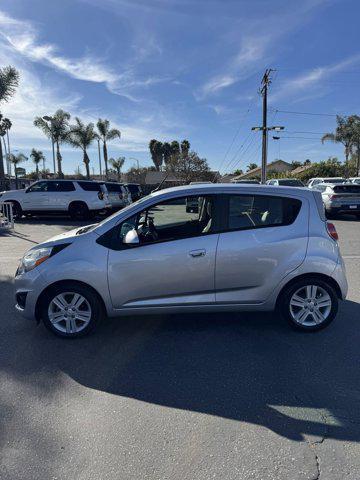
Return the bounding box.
[123,228,139,245]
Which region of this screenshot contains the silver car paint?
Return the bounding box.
[14,184,348,322]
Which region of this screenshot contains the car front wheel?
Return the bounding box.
[280,278,338,331]
[40,283,103,338]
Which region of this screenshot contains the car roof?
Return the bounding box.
[149,183,315,199]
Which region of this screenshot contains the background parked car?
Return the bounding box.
[307,177,345,188]
[266,178,304,187]
[0,179,111,219]
[348,177,360,185]
[232,179,260,184]
[125,183,143,202]
[102,182,131,210]
[312,182,360,218]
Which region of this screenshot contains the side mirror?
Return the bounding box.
[123,228,139,245]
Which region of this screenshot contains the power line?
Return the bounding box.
[285,130,327,135]
[276,136,322,140]
[274,109,338,117]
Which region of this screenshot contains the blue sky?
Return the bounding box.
[0,0,359,175]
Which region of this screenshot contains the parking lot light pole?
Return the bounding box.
[42,116,56,175]
[97,139,102,179]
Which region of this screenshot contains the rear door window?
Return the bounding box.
[48,181,75,192]
[226,194,302,230]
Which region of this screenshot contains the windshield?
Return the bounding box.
[94,192,156,229]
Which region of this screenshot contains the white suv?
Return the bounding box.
[0,180,111,219]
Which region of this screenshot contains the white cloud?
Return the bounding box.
[271,54,360,103]
[0,11,120,92]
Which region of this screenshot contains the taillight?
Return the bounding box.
[329,194,340,199]
[98,191,104,200]
[326,222,338,241]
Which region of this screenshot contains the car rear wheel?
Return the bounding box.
[280,278,338,331]
[40,283,103,338]
[69,202,90,220]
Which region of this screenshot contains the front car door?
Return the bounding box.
[215,192,308,304]
[22,181,49,210]
[106,194,220,310]
[47,181,76,210]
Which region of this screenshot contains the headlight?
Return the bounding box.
[17,246,53,275]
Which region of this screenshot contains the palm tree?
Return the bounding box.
[2,117,12,175]
[9,153,27,189]
[321,115,354,176]
[0,66,19,182]
[30,148,45,179]
[68,118,97,179]
[0,66,19,103]
[34,109,70,178]
[96,119,121,179]
[109,157,125,181]
[180,140,190,158]
[149,139,163,171]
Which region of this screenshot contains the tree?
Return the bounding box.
[97,119,121,179]
[0,66,19,103]
[233,169,243,176]
[321,115,355,176]
[68,118,97,179]
[180,139,190,158]
[9,153,27,189]
[149,139,163,171]
[347,115,360,176]
[246,163,258,172]
[34,109,70,178]
[30,148,45,179]
[109,156,125,181]
[165,150,211,183]
[0,66,19,181]
[291,160,302,169]
[162,142,172,166]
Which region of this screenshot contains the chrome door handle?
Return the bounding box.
[189,249,206,258]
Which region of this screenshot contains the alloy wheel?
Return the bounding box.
[289,284,332,327]
[48,292,92,334]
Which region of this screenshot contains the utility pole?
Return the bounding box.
[261,69,271,184]
[252,69,284,184]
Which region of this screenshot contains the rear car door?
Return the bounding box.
[215,193,308,304]
[106,194,220,309]
[47,181,76,210]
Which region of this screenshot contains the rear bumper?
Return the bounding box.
[333,257,348,300]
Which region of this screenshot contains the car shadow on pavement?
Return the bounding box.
[1,274,360,444]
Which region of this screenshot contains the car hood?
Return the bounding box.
[37,224,99,247]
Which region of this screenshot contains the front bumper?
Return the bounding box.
[14,269,45,321]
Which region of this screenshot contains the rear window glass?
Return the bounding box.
[333,185,360,193]
[106,183,122,192]
[227,195,302,230]
[78,181,101,192]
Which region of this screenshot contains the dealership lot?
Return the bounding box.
[0,216,360,480]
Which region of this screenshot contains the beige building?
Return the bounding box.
[231,160,293,181]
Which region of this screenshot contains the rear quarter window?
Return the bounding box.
[226,194,302,231]
[78,181,101,192]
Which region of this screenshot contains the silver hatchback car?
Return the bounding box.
[14,184,348,338]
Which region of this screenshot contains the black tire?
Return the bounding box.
[279,277,338,332]
[68,202,90,220]
[6,201,22,219]
[40,282,104,338]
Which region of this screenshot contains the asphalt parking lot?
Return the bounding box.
[0,215,360,480]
